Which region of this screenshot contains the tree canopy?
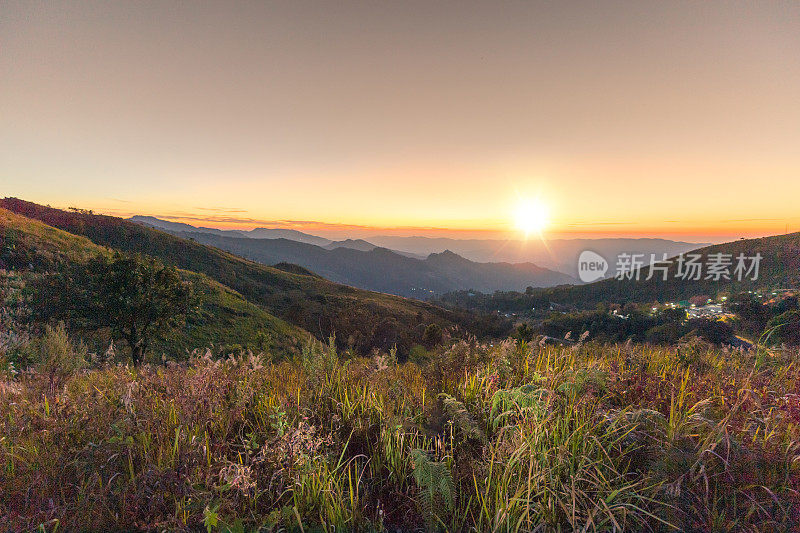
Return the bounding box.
[34,252,194,364]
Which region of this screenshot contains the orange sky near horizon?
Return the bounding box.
[20,193,798,244]
[3,2,799,243]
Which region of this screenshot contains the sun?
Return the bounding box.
[514,199,549,236]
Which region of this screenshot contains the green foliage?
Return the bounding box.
[410,449,455,530]
[686,316,734,344]
[725,291,772,334]
[407,344,428,363]
[421,323,443,347]
[438,393,484,442]
[489,380,548,430]
[35,322,86,389]
[539,307,693,344]
[155,272,306,358]
[34,252,194,364]
[767,309,800,345]
[556,367,609,397]
[299,335,340,384]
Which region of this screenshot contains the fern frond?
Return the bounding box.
[438,393,485,441]
[410,449,455,531]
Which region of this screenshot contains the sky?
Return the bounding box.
[2,1,799,242]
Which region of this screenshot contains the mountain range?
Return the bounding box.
[130,216,708,280]
[439,231,800,314]
[2,198,510,356]
[5,199,797,356]
[363,235,711,278]
[131,216,576,296]
[130,215,332,246]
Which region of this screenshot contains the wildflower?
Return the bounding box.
[219,462,256,495]
[121,381,137,415]
[0,380,22,396]
[374,353,389,372]
[104,341,116,363]
[247,350,264,371]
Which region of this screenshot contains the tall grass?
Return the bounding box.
[1,337,798,531]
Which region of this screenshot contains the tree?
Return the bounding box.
[34,252,194,365]
[767,310,800,346]
[514,323,535,343]
[725,292,769,335]
[422,323,443,347]
[773,296,798,315]
[687,317,733,345]
[370,317,402,353]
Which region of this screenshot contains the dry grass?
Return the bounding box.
[1,338,799,531]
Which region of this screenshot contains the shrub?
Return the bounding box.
[36,322,86,389]
[767,309,800,345]
[421,323,443,347]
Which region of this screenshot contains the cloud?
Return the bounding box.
[153,213,376,230]
[564,221,636,226]
[194,207,248,213]
[147,213,503,234]
[720,218,785,222]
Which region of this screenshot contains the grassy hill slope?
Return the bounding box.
[1,208,308,356]
[1,199,507,353]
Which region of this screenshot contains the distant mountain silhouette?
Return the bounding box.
[134,216,706,278]
[130,216,249,238]
[129,216,575,296]
[246,227,332,246]
[130,216,332,246]
[323,238,377,252]
[365,235,709,277]
[140,228,575,297]
[324,238,425,259]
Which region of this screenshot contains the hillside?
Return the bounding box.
[550,233,800,305]
[324,238,379,252]
[0,208,308,355]
[131,215,332,246]
[440,232,800,313]
[147,227,575,297]
[2,199,508,353]
[129,215,250,238]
